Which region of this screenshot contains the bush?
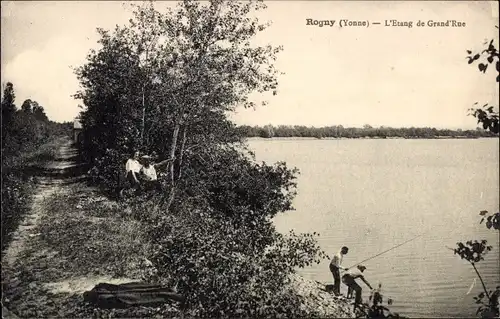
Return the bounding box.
[367,283,400,318]
[1,171,37,251]
[149,207,325,318]
[87,148,125,192]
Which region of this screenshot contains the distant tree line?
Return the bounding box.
[237,124,497,139]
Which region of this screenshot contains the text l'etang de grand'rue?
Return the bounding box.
[305,19,466,28]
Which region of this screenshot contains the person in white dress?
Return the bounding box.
[126,150,142,185]
[119,150,143,198]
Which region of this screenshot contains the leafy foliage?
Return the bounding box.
[479,211,500,231]
[466,38,499,81]
[1,82,68,162]
[150,210,326,317]
[468,103,499,135]
[1,82,16,125]
[367,283,400,318]
[466,27,499,134]
[453,240,492,263]
[452,210,500,318]
[143,145,329,317]
[75,0,282,191]
[473,287,500,319]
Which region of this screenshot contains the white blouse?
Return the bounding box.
[141,165,157,181]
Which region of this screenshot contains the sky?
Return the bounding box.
[1,1,499,129]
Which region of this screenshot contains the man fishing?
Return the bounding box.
[329,246,349,296]
[342,265,373,311]
[333,233,425,310]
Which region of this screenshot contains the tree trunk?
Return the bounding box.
[165,187,177,216]
[177,126,188,180]
[164,122,180,214]
[169,123,180,185]
[140,84,146,145]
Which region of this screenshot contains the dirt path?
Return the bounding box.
[2,138,82,318]
[1,138,150,318]
[3,139,78,269]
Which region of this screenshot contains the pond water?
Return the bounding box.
[248,138,499,318]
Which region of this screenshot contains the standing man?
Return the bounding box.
[329,246,349,296]
[342,265,373,311]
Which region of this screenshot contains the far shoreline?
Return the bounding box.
[244,136,499,141]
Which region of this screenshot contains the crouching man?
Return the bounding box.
[342,265,373,311]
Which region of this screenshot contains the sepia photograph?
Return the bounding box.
[1,1,499,318]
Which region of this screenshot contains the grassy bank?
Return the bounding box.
[1,136,400,318]
[1,175,368,318]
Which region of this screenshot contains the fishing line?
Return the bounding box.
[466,278,476,295]
[347,232,427,269]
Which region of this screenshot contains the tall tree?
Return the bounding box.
[74,4,334,317]
[2,82,17,149]
[75,0,282,200]
[31,101,48,121]
[1,82,17,123]
[21,99,33,113]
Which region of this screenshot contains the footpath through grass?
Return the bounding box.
[1,174,181,318]
[2,136,74,253]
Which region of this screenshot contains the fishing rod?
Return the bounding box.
[347,232,426,269]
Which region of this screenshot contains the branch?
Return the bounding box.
[471,262,491,300]
[155,157,175,168]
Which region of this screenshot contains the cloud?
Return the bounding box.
[2,33,97,122]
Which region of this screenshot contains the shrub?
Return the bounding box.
[87,148,124,192]
[149,207,326,318]
[367,283,400,318]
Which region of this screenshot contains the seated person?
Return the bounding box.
[139,154,173,192]
[120,150,142,197]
